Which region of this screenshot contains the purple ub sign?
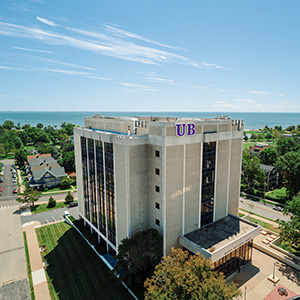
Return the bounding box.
[175,123,196,137]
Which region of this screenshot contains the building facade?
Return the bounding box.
[74,115,260,276]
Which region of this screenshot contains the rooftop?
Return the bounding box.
[184,215,258,253]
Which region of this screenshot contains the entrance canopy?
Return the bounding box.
[179,215,260,263]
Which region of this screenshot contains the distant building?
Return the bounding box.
[249,143,269,157]
[74,115,260,277]
[26,155,66,189]
[260,164,279,189]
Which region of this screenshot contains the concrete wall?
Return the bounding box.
[165,145,184,255]
[228,138,243,216]
[215,140,230,221]
[129,144,149,235]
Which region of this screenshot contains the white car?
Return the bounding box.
[63,211,70,218]
[12,178,17,183]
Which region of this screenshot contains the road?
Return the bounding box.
[240,197,290,222]
[0,159,30,300]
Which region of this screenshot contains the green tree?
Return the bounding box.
[36,123,43,129]
[65,191,74,204]
[278,195,300,255]
[2,120,15,130]
[59,150,75,172]
[276,152,300,198]
[17,188,40,206]
[47,196,56,208]
[14,148,27,167]
[115,229,163,285]
[276,136,298,156]
[144,248,240,300]
[14,137,23,149]
[242,150,265,190]
[260,145,278,166]
[60,177,73,189]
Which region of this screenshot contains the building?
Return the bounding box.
[260,164,279,189]
[74,115,260,277]
[26,154,66,189]
[249,143,269,157]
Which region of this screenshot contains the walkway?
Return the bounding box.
[22,221,51,300]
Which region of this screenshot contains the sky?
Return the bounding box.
[0,0,299,112]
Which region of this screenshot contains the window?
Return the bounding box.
[156,202,160,209]
[155,185,160,193]
[155,150,160,157]
[155,219,160,226]
[155,168,160,175]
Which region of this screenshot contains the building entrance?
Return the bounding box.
[213,240,253,277]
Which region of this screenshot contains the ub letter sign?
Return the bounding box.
[175,123,196,137]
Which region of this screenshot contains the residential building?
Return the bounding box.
[26,154,66,189]
[260,164,279,189]
[74,115,260,277]
[249,143,269,157]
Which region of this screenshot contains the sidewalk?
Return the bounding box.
[17,169,24,194]
[22,221,51,300]
[239,209,279,227]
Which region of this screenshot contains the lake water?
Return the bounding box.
[0,111,299,130]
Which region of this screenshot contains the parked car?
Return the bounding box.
[0,187,2,192]
[12,169,16,174]
[63,211,70,218]
[0,176,2,183]
[273,205,283,212]
[68,202,78,208]
[12,178,17,183]
[12,174,16,178]
[12,188,17,194]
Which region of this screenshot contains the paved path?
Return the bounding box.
[22,221,51,300]
[0,206,30,300]
[240,210,279,227]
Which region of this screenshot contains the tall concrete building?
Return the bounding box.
[74,115,260,276]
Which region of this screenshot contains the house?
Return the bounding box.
[26,154,66,189]
[249,143,269,157]
[260,164,279,189]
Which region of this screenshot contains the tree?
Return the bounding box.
[60,177,74,189]
[59,150,75,172]
[278,195,300,255]
[14,137,23,149]
[37,123,43,129]
[47,196,56,208]
[65,191,74,204]
[115,229,163,285]
[276,136,298,156]
[260,145,278,166]
[276,152,300,198]
[15,148,27,167]
[17,188,40,206]
[2,120,15,130]
[144,248,240,300]
[242,150,265,190]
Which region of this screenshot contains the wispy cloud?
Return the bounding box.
[146,77,174,84]
[37,16,56,27]
[103,24,184,50]
[118,82,158,92]
[248,90,271,95]
[32,68,90,76]
[11,46,53,54]
[0,94,32,98]
[235,99,256,103]
[0,20,226,69]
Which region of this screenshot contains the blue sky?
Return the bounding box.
[0,0,299,112]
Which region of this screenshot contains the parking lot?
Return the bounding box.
[0,159,19,207]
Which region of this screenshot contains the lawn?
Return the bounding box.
[30,201,69,214]
[23,232,35,300]
[36,222,134,300]
[266,187,288,203]
[242,142,256,150]
[242,213,280,233]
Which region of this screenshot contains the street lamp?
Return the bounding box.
[273,261,279,280]
[244,285,247,300]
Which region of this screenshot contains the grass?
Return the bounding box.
[239,212,245,217]
[41,188,74,195]
[242,142,256,150]
[240,208,278,223]
[241,212,280,233]
[23,232,35,300]
[30,201,70,214]
[36,222,133,300]
[266,187,288,202]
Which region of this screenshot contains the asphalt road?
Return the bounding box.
[240,197,290,222]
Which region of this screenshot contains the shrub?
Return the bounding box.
[47,196,56,208]
[65,191,74,204]
[60,177,74,189]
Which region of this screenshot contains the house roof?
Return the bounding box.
[260,164,275,172]
[27,153,51,163]
[32,167,66,181]
[28,154,66,181]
